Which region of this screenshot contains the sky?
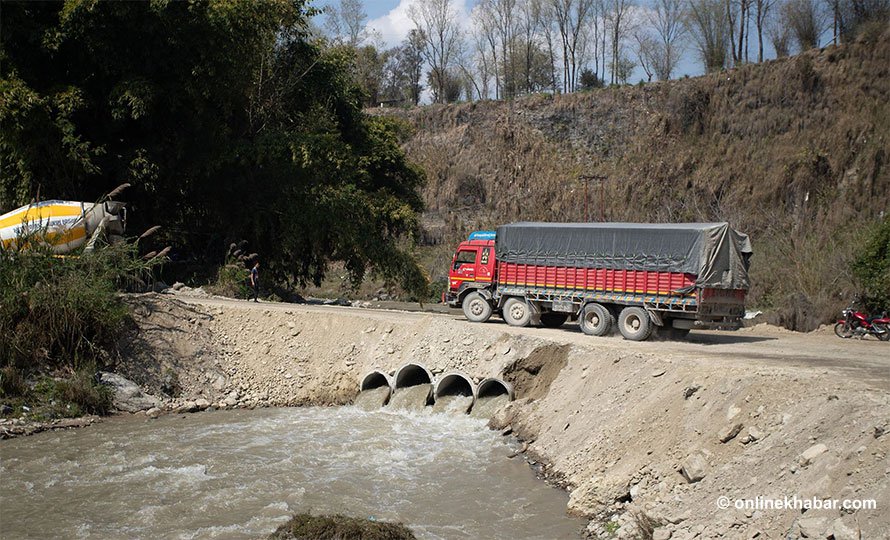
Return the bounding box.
[312,0,796,88]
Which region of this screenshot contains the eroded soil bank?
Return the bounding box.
[108,294,890,538]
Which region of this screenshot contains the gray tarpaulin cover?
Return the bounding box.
[495,222,753,290]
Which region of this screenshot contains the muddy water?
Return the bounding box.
[430,395,474,414]
[354,386,391,410]
[470,395,511,419]
[388,384,432,411]
[0,408,583,539]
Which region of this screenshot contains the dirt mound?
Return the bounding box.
[503,344,570,401]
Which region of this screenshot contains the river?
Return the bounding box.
[0,407,584,539]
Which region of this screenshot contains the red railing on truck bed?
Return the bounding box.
[498,262,696,296]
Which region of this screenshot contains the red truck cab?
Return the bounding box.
[445,233,496,306]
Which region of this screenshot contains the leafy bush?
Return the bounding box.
[852,216,890,311]
[208,263,251,299]
[0,242,153,417]
[51,367,113,416]
[0,243,149,371]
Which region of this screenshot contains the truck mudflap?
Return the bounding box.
[444,291,460,307]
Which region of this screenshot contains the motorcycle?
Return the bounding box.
[834,305,890,341]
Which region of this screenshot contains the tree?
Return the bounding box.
[398,30,427,105]
[633,30,658,81]
[753,0,777,62]
[766,3,793,56]
[837,0,890,41]
[852,217,890,312]
[782,0,827,50]
[325,0,368,46]
[605,0,635,84]
[352,44,391,107]
[0,0,429,297]
[550,0,597,92]
[650,0,687,80]
[687,0,731,72]
[409,0,463,104]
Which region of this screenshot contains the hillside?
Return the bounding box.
[380,32,890,331]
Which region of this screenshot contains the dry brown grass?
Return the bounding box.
[381,31,890,330]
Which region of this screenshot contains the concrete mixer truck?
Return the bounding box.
[1,199,127,254]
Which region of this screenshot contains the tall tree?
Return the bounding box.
[650,0,687,80]
[754,0,777,61]
[687,0,731,72]
[409,0,463,103]
[782,0,826,50]
[399,30,427,105]
[325,0,368,46]
[550,0,597,92]
[605,0,635,84]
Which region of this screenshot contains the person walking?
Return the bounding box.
[249,261,260,302]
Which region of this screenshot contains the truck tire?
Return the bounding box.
[618,307,653,341]
[540,312,568,328]
[503,298,532,327]
[462,292,493,323]
[579,303,612,336]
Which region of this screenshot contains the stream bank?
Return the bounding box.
[14,293,888,539]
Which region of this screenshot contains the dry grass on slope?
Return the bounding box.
[386,30,890,331]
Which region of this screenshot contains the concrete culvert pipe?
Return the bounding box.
[432,371,475,414]
[389,363,434,411]
[360,370,392,392]
[470,378,514,418]
[354,370,393,410]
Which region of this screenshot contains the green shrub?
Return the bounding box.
[52,366,113,416]
[0,243,148,371]
[207,263,251,298]
[0,242,153,418]
[852,216,890,311]
[268,514,416,540]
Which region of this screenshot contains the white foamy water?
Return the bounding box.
[0,407,582,539]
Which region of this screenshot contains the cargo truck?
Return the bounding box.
[444,222,752,341]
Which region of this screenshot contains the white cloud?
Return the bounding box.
[366,0,472,48]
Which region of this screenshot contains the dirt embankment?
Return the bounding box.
[118,294,889,540]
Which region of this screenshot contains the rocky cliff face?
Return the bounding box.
[381,33,890,330]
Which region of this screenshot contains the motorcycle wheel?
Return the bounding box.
[834,322,853,338]
[876,325,890,342]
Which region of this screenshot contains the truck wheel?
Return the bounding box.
[579,303,612,336]
[540,312,568,328]
[462,292,493,323]
[503,298,532,327]
[618,307,653,341]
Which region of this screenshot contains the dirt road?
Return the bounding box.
[177,295,890,390]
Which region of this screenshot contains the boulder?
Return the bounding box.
[99,372,161,413]
[681,453,708,483]
[797,516,829,538]
[800,443,828,465]
[830,518,859,540]
[719,423,744,443]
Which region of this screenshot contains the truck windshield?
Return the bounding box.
[454,250,477,269]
